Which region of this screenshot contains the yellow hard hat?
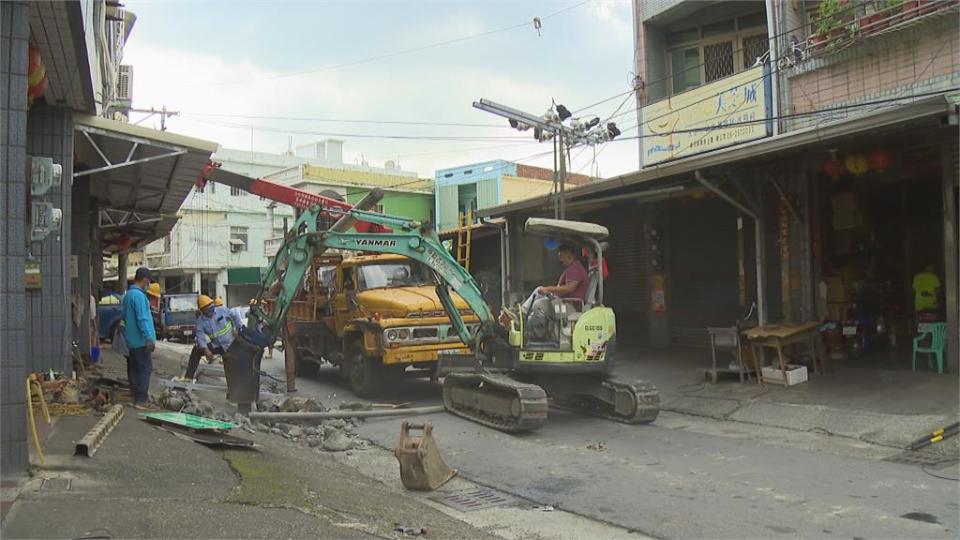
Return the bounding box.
[146,283,162,298]
[215,297,224,306]
[197,294,214,310]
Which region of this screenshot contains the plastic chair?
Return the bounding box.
[913,322,947,374]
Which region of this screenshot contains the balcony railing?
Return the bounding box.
[806,0,956,58]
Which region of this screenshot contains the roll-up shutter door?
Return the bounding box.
[667,198,740,348]
[582,205,648,344]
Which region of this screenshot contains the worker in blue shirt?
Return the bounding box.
[177,294,244,381]
[122,267,157,409]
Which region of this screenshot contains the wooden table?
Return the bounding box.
[744,322,826,386]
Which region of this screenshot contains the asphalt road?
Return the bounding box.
[155,341,959,539]
[264,356,959,540]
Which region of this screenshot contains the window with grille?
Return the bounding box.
[663,11,769,97]
[704,41,735,83]
[230,186,242,196]
[742,34,769,69]
[230,226,248,252]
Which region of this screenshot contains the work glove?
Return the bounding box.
[146,340,156,353]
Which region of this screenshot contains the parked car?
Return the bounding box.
[160,293,199,342]
[97,293,124,341]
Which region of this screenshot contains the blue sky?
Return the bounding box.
[123,0,640,178]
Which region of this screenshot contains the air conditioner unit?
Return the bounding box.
[117,64,133,107]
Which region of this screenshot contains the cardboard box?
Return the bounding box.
[762,364,808,386]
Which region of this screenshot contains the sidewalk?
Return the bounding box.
[1,348,496,539]
[613,346,960,454]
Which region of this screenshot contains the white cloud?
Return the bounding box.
[122,25,640,181]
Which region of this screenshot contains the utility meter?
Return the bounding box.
[29,156,63,197]
[31,202,62,242]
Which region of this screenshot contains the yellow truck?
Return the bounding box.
[286,252,480,396]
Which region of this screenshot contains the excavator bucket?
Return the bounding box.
[394,421,457,491]
[223,333,264,409]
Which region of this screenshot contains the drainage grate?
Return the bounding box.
[884,450,959,468]
[430,487,514,512]
[40,478,71,491]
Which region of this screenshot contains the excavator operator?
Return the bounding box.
[176,294,244,382]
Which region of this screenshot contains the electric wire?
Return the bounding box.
[185,0,592,88]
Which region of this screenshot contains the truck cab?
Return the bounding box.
[288,253,479,396]
[160,293,199,342]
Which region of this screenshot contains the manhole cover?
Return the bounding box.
[40,478,71,491]
[430,487,514,512]
[884,450,959,467]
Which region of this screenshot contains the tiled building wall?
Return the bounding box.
[25,105,74,375]
[787,15,960,130]
[1,0,30,476]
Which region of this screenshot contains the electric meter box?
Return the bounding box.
[30,156,63,197]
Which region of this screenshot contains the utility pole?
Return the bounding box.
[473,99,620,220]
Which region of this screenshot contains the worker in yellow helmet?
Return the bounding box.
[215,297,224,307]
[146,282,162,337]
[175,294,243,382]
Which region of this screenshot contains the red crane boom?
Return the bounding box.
[194,161,389,233]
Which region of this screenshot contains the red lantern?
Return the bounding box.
[822,158,845,180]
[868,148,893,172]
[115,235,132,251]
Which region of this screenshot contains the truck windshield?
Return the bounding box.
[167,296,197,312]
[358,262,431,290]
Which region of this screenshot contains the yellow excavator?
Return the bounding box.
[223,189,659,432]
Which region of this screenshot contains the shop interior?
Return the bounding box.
[818,145,948,370]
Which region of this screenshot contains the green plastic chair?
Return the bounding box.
[913,323,947,374]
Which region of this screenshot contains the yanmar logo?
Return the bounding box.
[355,238,397,248]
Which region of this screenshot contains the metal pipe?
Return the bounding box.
[764,0,781,137]
[770,177,801,224]
[249,405,445,421]
[696,170,766,325]
[695,171,756,219]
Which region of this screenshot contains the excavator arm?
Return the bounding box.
[242,192,495,354]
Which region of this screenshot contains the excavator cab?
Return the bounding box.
[505,217,615,363]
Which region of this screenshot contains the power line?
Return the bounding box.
[190,118,536,142]
[178,111,505,129]
[185,0,592,88]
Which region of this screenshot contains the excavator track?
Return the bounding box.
[442,372,549,433]
[551,378,660,425]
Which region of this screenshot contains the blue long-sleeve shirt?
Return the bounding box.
[122,284,157,349]
[196,306,243,350]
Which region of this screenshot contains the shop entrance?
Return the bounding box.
[818,146,945,369]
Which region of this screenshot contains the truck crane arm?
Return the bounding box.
[194,160,390,233]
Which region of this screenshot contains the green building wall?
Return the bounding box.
[346,189,434,223]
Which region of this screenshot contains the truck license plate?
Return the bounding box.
[437,349,462,356]
[842,326,857,336]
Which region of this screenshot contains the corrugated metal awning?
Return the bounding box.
[72,114,218,254]
[477,94,956,219]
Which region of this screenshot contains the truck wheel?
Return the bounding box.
[347,343,382,398]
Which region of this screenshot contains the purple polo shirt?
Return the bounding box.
[558,260,589,301]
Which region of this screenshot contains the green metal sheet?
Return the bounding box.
[141,412,237,430]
